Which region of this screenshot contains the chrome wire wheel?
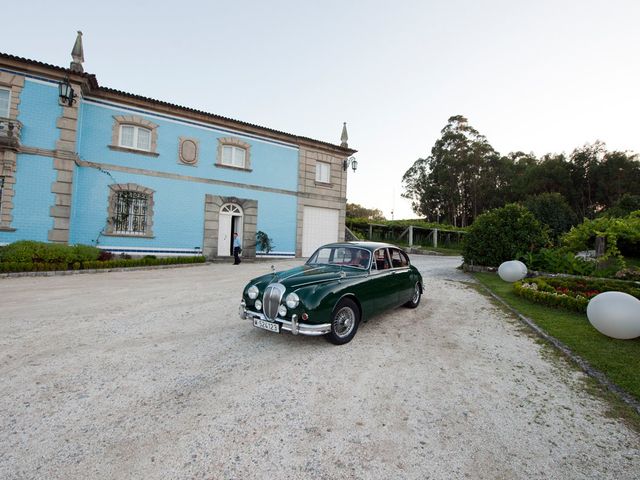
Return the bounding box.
[411,283,420,304]
[327,298,360,345]
[404,281,421,308]
[333,306,356,338]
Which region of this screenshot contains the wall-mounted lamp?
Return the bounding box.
[343,156,358,172]
[58,76,76,106]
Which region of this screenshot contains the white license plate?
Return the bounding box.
[253,318,280,333]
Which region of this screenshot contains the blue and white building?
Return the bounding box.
[0,33,356,258]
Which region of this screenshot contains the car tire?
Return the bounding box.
[326,298,360,345]
[403,282,421,309]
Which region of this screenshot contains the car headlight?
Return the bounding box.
[285,292,299,309]
[278,305,287,317]
[247,285,259,300]
[255,299,262,311]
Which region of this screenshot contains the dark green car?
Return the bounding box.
[239,242,423,345]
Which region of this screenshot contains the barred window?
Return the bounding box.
[113,191,149,235]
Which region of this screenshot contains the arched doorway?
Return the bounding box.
[217,203,243,256]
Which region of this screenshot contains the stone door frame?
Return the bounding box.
[203,194,257,259]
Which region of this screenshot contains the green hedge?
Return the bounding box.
[0,254,206,273]
[513,276,640,313]
[0,240,101,264]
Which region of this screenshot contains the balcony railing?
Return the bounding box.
[0,117,22,150]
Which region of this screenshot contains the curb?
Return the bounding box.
[476,282,640,416]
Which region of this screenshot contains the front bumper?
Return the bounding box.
[239,303,331,336]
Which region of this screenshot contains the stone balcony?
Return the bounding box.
[0,117,22,150]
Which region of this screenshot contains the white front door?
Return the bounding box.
[217,213,232,256]
[218,204,244,256]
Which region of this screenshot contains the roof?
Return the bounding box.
[0,52,356,155]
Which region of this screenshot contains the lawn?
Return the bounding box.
[474,272,640,402]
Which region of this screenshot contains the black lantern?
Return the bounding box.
[58,77,76,106]
[343,156,358,172]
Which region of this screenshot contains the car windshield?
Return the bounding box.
[306,246,371,269]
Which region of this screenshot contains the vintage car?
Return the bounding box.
[239,242,423,344]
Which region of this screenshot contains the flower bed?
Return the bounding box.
[513,276,640,313]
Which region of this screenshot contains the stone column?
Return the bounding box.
[48,84,81,243]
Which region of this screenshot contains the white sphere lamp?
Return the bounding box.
[498,260,528,282]
[587,291,640,340]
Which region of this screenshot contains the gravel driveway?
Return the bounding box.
[1,256,638,479]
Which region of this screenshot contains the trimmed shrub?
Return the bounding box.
[71,244,101,263]
[0,249,206,274]
[514,276,640,313]
[0,240,101,264]
[463,204,549,267]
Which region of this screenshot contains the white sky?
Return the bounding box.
[3,0,639,219]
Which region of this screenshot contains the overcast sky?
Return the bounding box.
[3,0,639,219]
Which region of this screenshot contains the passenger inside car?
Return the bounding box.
[350,249,370,268]
[374,249,389,270]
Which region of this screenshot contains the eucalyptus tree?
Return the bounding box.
[402,115,498,226]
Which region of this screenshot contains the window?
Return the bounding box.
[113,191,149,235]
[106,184,155,237]
[110,115,159,156]
[0,89,9,117]
[373,248,391,270]
[217,137,252,170]
[119,125,151,151]
[390,248,409,268]
[316,161,330,183]
[222,145,246,168]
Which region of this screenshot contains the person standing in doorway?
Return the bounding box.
[233,232,242,265]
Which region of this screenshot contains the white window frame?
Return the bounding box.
[221,145,247,168]
[119,124,152,151]
[316,161,331,183]
[0,88,11,118]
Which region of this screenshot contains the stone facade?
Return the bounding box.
[295,146,349,257]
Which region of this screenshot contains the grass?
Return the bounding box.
[473,272,640,403]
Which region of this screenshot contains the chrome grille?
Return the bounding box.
[263,283,286,320]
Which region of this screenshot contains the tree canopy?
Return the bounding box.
[402,116,640,227]
[346,203,386,221]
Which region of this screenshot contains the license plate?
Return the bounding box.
[253,318,280,333]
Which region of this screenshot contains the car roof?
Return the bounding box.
[318,241,402,252]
